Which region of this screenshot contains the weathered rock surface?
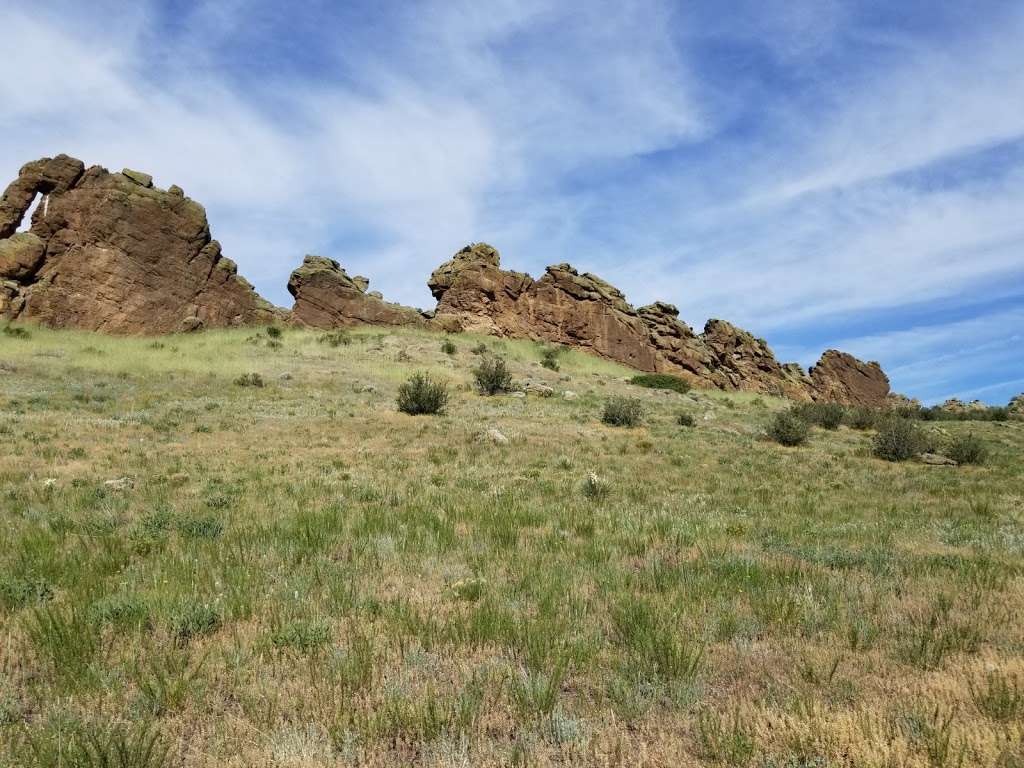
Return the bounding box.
[808,350,891,408]
[0,155,280,333]
[428,243,891,405]
[287,255,425,328]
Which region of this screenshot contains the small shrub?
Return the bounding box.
[473,357,513,395]
[676,412,696,427]
[630,373,691,394]
[845,407,877,430]
[1,324,31,339]
[1,575,52,612]
[269,619,332,654]
[581,472,610,500]
[471,342,489,355]
[986,406,1009,422]
[233,372,263,388]
[265,325,282,339]
[91,593,149,629]
[539,345,563,371]
[397,372,449,415]
[172,603,221,644]
[872,418,925,462]
[767,409,810,446]
[440,339,457,355]
[318,331,351,347]
[602,396,643,427]
[947,433,987,465]
[970,671,1022,721]
[793,402,845,430]
[177,515,224,539]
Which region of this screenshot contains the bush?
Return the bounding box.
[172,603,221,644]
[676,412,696,427]
[948,433,988,465]
[793,402,845,430]
[233,373,264,388]
[581,472,610,500]
[630,373,691,394]
[397,372,449,415]
[872,418,925,461]
[318,331,351,347]
[1,324,30,339]
[539,345,563,371]
[845,407,877,430]
[473,357,513,395]
[265,325,282,339]
[471,343,489,355]
[767,409,810,446]
[440,339,457,355]
[602,396,643,427]
[987,407,1009,422]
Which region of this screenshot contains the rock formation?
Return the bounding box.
[0,155,279,332]
[288,255,425,328]
[1009,394,1024,419]
[0,153,898,406]
[808,350,891,408]
[428,243,891,405]
[939,398,990,416]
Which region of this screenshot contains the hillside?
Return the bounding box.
[1,324,1022,767]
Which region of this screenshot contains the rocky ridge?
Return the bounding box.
[2,155,897,405]
[426,243,891,404]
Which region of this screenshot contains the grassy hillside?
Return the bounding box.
[1,324,1022,767]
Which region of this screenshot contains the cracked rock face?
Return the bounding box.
[0,155,280,333]
[287,255,425,328]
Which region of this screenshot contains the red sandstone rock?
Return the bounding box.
[288,255,425,328]
[0,155,280,333]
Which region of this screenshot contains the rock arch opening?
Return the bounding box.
[15,192,44,234]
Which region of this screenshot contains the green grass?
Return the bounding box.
[0,322,1021,766]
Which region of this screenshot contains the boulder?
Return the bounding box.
[287,255,425,328]
[0,154,282,333]
[920,453,958,466]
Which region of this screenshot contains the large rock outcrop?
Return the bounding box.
[0,155,279,332]
[429,243,891,405]
[288,255,425,328]
[809,350,891,408]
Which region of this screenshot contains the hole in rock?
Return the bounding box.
[16,192,47,233]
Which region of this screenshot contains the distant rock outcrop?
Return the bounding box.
[428,243,890,405]
[939,398,990,416]
[1009,394,1024,419]
[0,155,279,332]
[288,255,425,328]
[809,350,891,408]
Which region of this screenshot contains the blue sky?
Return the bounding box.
[1,0,1022,404]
